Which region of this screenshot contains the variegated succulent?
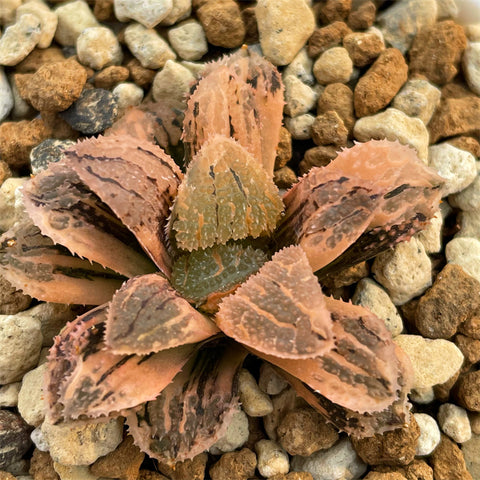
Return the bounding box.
[0,49,444,463]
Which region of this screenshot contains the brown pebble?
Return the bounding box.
[311,111,348,146]
[343,31,385,67]
[241,7,259,44]
[299,145,339,174]
[94,0,114,21]
[459,309,480,340]
[415,264,480,339]
[275,126,292,170]
[158,453,207,480]
[138,471,169,480]
[29,449,59,480]
[0,275,31,315]
[434,368,461,403]
[244,415,266,450]
[456,370,480,411]
[316,0,352,24]
[428,95,480,144]
[374,459,433,480]
[317,82,355,133]
[430,434,473,480]
[354,48,408,117]
[0,472,16,480]
[126,58,156,88]
[274,166,297,190]
[0,161,11,186]
[455,334,480,368]
[0,118,51,169]
[94,65,130,89]
[347,0,376,30]
[209,448,256,480]
[351,416,420,466]
[307,21,351,58]
[277,407,339,456]
[363,472,407,480]
[448,136,480,157]
[270,473,314,480]
[197,0,245,48]
[321,261,369,289]
[409,20,467,85]
[40,112,79,140]
[15,47,65,73]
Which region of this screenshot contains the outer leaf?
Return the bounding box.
[46,305,195,423]
[169,135,283,251]
[216,246,334,359]
[63,135,183,277]
[126,340,246,464]
[23,163,156,277]
[183,49,284,176]
[0,220,125,305]
[105,273,219,355]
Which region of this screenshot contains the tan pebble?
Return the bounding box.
[94,0,115,21]
[307,21,351,59]
[209,448,257,480]
[269,473,313,480]
[0,0,21,24]
[347,0,376,30]
[311,111,348,146]
[263,387,300,441]
[255,439,289,478]
[273,166,297,190]
[317,82,354,133]
[362,472,408,480]
[274,126,292,170]
[94,65,130,89]
[343,31,385,67]
[29,449,57,480]
[16,0,57,49]
[242,6,259,44]
[468,412,480,434]
[430,434,473,480]
[313,46,353,84]
[160,0,191,26]
[138,471,169,480]
[113,0,173,28]
[459,312,480,340]
[152,60,195,109]
[373,459,433,480]
[299,145,338,174]
[54,0,99,46]
[76,26,123,70]
[126,58,156,88]
[167,19,208,61]
[238,368,273,417]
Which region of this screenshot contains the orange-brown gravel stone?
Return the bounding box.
[430,434,473,480]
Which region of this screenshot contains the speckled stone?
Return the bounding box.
[60,88,118,134]
[0,410,32,470]
[0,275,31,316]
[16,0,58,49]
[30,138,76,175]
[76,26,123,70]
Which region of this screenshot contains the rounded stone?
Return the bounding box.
[0,383,21,408]
[316,83,354,132]
[311,111,348,146]
[60,88,118,134]
[17,363,48,428]
[438,403,472,443]
[0,410,32,470]
[167,19,208,61]
[255,440,289,478]
[151,60,195,108]
[0,0,21,24]
[313,46,353,85]
[114,0,173,28]
[209,409,249,455]
[238,369,273,417]
[112,82,144,112]
[16,0,57,49]
[413,413,441,456]
[0,69,14,122]
[343,31,385,67]
[308,21,352,59]
[283,48,314,86]
[462,433,480,480]
[456,370,480,412]
[258,363,289,396]
[450,170,480,212]
[54,0,99,47]
[284,114,315,140]
[76,26,123,70]
[283,75,318,117]
[446,237,480,283]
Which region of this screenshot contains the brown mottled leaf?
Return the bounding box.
[126,340,246,463]
[216,245,334,359]
[169,135,283,251]
[63,135,183,277]
[46,305,195,422]
[105,273,219,355]
[183,49,284,176]
[22,163,156,277]
[0,219,125,305]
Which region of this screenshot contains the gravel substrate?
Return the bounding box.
[1,0,480,479]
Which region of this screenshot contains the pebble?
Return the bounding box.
[60,88,118,134]
[197,0,245,49]
[94,65,130,89]
[76,26,123,70]
[343,31,384,68]
[0,177,28,232]
[0,0,21,24]
[161,0,191,26]
[469,412,480,434]
[372,237,432,305]
[258,363,289,396]
[456,370,480,411]
[209,448,257,480]
[0,410,32,470]
[9,75,34,120]
[465,22,480,41]
[210,409,249,454]
[353,108,429,163]
[0,313,42,385]
[126,58,155,87]
[376,0,438,54]
[463,42,480,96]
[445,237,480,283]
[158,452,207,480]
[410,386,434,405]
[311,111,348,146]
[415,208,443,254]
[30,427,49,452]
[316,83,354,133]
[283,48,314,86]
[307,21,352,59]
[456,210,480,240]
[352,278,403,337]
[238,369,273,417]
[0,14,41,66]
[41,417,124,466]
[256,0,316,66]
[354,48,407,118]
[112,82,144,113]
[438,403,472,443]
[29,449,56,480]
[462,433,480,480]
[313,46,353,85]
[415,263,480,339]
[263,388,300,442]
[0,272,31,316]
[16,0,57,49]
[291,438,367,480]
[113,0,173,28]
[255,440,289,478]
[283,75,318,117]
[124,23,176,69]
[53,463,99,480]
[430,434,473,480]
[167,19,208,61]
[413,413,441,456]
[29,138,76,175]
[317,0,351,23]
[392,78,442,126]
[276,408,339,456]
[347,0,376,30]
[54,0,99,47]
[450,167,480,212]
[393,335,464,390]
[0,383,20,408]
[284,114,315,140]
[17,363,47,428]
[0,69,13,123]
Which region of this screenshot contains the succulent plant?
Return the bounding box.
[0,50,444,463]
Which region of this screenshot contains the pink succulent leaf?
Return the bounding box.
[63,135,183,277]
[0,219,125,305]
[46,304,195,423]
[216,245,335,359]
[182,49,284,176]
[126,340,247,464]
[105,273,219,355]
[22,163,156,277]
[168,135,283,251]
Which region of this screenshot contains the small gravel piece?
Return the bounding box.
[283,75,318,117]
[76,26,123,70]
[415,208,444,254]
[316,82,354,133]
[462,433,480,480]
[347,1,376,30]
[255,440,289,478]
[438,403,472,443]
[307,21,352,58]
[113,0,173,28]
[238,368,273,417]
[0,0,21,24]
[343,31,384,68]
[450,168,480,212]
[0,177,28,232]
[94,65,130,89]
[311,111,348,146]
[161,0,191,26]
[463,42,480,96]
[0,410,32,470]
[124,23,176,70]
[283,48,314,86]
[445,237,480,283]
[15,0,57,49]
[30,138,76,175]
[413,413,441,456]
[263,387,299,442]
[54,0,99,47]
[0,69,13,123]
[209,448,257,480]
[17,363,47,428]
[0,383,20,408]
[167,19,208,61]
[258,363,289,396]
[112,82,144,112]
[456,370,480,412]
[430,434,473,480]
[284,114,315,140]
[210,409,249,454]
[313,46,353,85]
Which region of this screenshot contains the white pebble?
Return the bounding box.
[413,413,441,456]
[161,0,191,26]
[54,0,98,47]
[114,0,173,28]
[180,60,206,78]
[415,207,444,254]
[456,210,480,240]
[112,82,144,112]
[16,0,57,49]
[372,237,432,305]
[283,48,314,86]
[283,75,318,117]
[124,22,176,69]
[284,113,315,140]
[461,433,480,479]
[450,163,480,211]
[0,68,13,122]
[353,108,430,162]
[394,335,464,389]
[167,19,208,61]
[446,236,480,283]
[438,403,472,443]
[429,143,477,195]
[0,177,29,232]
[17,363,47,427]
[258,363,289,396]
[0,14,41,66]
[409,386,435,404]
[255,440,289,478]
[209,409,249,454]
[352,278,403,337]
[151,60,195,108]
[313,47,353,85]
[76,26,123,70]
[0,382,21,407]
[238,368,273,417]
[31,426,49,452]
